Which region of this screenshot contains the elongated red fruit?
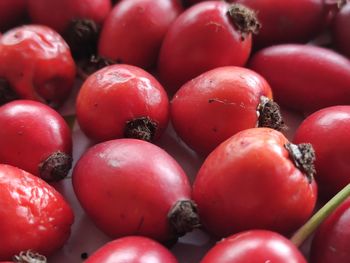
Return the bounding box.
[249,44,350,114]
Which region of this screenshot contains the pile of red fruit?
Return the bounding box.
[1,0,350,262]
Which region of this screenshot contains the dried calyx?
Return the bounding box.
[285,142,316,183]
[77,54,117,79]
[39,151,73,182]
[13,250,47,263]
[257,96,286,131]
[124,116,158,142]
[64,19,99,59]
[0,78,18,105]
[168,200,201,238]
[227,3,261,40]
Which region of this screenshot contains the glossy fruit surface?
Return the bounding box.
[0,25,76,107]
[0,100,72,181]
[85,236,178,263]
[293,106,350,199]
[310,197,350,263]
[0,164,74,260]
[76,64,169,142]
[249,44,350,114]
[171,66,275,155]
[201,230,307,263]
[158,1,258,93]
[193,128,317,238]
[99,0,182,69]
[73,139,198,242]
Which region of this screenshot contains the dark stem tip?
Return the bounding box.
[12,250,47,263]
[124,116,158,142]
[257,96,286,131]
[227,3,261,40]
[39,151,73,182]
[168,200,201,238]
[0,78,19,105]
[77,54,117,79]
[285,142,316,183]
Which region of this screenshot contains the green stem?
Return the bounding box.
[290,183,350,247]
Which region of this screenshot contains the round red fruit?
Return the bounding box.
[72,139,199,242]
[0,164,74,260]
[193,128,317,237]
[0,25,76,107]
[0,100,72,181]
[332,2,350,57]
[294,106,350,199]
[98,0,183,69]
[76,64,169,142]
[157,1,260,93]
[171,66,284,155]
[85,236,178,263]
[200,230,307,263]
[0,0,27,32]
[249,44,350,114]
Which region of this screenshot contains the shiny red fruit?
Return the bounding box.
[157,1,259,93]
[72,139,199,242]
[201,230,307,263]
[294,106,350,199]
[249,44,350,114]
[98,0,183,69]
[310,197,350,263]
[85,236,178,263]
[0,100,72,181]
[0,25,76,107]
[171,66,279,155]
[0,164,74,260]
[193,128,317,238]
[76,64,169,142]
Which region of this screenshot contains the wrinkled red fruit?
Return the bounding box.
[0,25,76,107]
[0,164,74,260]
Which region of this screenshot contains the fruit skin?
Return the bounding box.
[76,64,169,142]
[157,1,254,93]
[0,100,72,181]
[85,236,178,263]
[0,0,27,32]
[230,0,326,48]
[200,230,307,263]
[72,139,194,242]
[28,0,112,33]
[171,66,273,155]
[310,197,350,263]
[293,106,350,199]
[193,127,317,238]
[0,164,74,260]
[332,2,350,57]
[249,44,350,114]
[0,25,76,107]
[98,0,183,69]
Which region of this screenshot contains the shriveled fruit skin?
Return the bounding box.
[0,164,74,260]
[249,44,350,114]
